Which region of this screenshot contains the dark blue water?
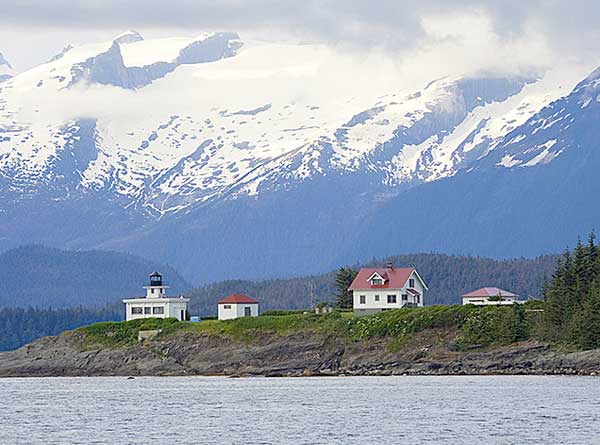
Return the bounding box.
[1,376,599,444]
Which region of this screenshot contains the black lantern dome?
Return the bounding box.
[149,271,163,287]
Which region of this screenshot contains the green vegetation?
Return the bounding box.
[458,304,529,346]
[76,303,546,351]
[260,309,309,316]
[542,233,600,349]
[79,318,179,348]
[78,313,349,348]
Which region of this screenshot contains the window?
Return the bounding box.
[409,278,415,288]
[151,288,155,294]
[153,307,164,314]
[374,295,380,302]
[244,307,252,317]
[387,295,397,304]
[402,294,408,301]
[359,295,366,304]
[224,304,232,309]
[131,307,143,314]
[371,277,383,285]
[144,307,151,314]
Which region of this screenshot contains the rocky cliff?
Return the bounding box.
[1,327,598,377]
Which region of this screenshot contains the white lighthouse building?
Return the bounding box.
[122,272,190,321]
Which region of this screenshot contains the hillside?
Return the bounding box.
[0,245,191,308]
[186,253,559,316]
[1,305,599,377]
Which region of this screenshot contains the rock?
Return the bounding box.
[0,331,599,377]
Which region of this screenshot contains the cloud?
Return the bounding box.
[3,0,599,48]
[2,1,600,73]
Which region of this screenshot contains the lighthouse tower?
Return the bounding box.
[144,271,168,298]
[122,272,190,321]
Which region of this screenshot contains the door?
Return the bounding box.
[244,307,252,317]
[180,310,185,321]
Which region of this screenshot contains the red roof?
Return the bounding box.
[463,287,517,298]
[218,294,259,304]
[349,267,417,291]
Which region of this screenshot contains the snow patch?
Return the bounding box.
[498,154,520,168]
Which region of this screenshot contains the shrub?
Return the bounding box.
[347,305,477,341]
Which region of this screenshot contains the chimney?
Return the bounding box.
[386,260,393,269]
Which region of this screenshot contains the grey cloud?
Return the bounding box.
[3,0,600,71]
[0,1,584,43]
[4,0,600,56]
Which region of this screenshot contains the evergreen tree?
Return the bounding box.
[335,267,358,309]
[579,281,600,349]
[512,303,528,342]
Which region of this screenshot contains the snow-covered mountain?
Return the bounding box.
[1,31,599,282]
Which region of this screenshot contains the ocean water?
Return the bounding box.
[0,376,599,444]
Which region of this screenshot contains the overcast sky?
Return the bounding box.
[2,0,600,73]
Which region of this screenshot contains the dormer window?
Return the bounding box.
[368,272,385,286]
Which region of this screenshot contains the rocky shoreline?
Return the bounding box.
[0,329,599,377]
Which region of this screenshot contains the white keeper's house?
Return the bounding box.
[349,262,428,315]
[218,294,259,320]
[462,287,520,306]
[123,272,190,321]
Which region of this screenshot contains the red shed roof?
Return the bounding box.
[218,294,259,304]
[463,287,517,298]
[349,267,426,291]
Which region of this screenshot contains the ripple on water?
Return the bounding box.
[0,375,599,444]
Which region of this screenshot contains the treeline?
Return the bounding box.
[542,234,600,349]
[0,305,122,351]
[187,276,337,316]
[187,253,558,315]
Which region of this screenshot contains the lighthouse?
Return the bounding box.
[122,272,190,321]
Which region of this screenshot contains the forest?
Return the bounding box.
[0,305,121,351]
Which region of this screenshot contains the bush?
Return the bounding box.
[261,309,309,316]
[457,304,529,347]
[79,318,179,348]
[347,305,477,341]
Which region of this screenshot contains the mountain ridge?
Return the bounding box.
[0,32,598,280]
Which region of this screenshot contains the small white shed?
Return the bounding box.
[218,294,259,320]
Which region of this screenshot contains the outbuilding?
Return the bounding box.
[462,287,519,305]
[218,294,259,320]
